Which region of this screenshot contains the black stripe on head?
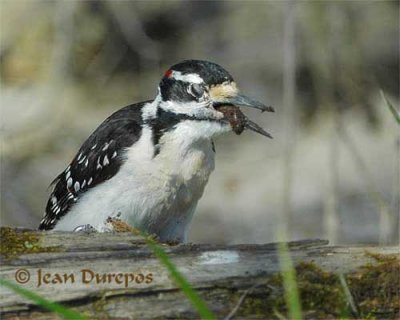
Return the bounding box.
[159,78,197,103]
[169,60,234,86]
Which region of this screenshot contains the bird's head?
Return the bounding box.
[156,60,274,138]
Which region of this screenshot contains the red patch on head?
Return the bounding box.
[164,70,173,78]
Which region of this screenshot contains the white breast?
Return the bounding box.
[53,120,226,242]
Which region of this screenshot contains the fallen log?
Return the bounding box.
[0,227,399,319]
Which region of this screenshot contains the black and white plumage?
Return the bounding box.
[41,103,146,230]
[39,60,274,242]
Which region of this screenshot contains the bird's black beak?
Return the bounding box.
[213,94,275,113]
[213,94,274,139]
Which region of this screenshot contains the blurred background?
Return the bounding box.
[1,0,398,245]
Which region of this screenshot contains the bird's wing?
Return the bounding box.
[39,102,149,230]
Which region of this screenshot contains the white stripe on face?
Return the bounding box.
[170,71,204,84]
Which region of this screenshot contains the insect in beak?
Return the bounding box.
[213,94,274,138]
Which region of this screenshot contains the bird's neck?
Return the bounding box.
[154,122,216,181]
[142,97,227,155]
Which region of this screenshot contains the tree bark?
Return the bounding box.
[0,228,398,319]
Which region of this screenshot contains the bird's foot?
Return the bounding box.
[73,224,97,233]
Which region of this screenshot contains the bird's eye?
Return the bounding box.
[188,83,205,99]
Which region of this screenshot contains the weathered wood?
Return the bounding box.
[0,228,398,319]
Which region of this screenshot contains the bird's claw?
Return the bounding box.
[73,224,97,233]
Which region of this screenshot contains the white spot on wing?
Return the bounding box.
[91,144,97,150]
[102,143,109,151]
[103,155,109,166]
[111,151,117,159]
[74,181,80,192]
[65,171,71,180]
[82,180,86,188]
[78,155,86,164]
[88,177,93,185]
[96,157,102,170]
[84,159,89,167]
[67,177,73,188]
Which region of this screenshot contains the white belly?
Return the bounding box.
[53,124,218,242]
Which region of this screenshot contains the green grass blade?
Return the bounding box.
[142,234,216,320]
[380,89,400,124]
[0,278,86,320]
[277,241,303,320]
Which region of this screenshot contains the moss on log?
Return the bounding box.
[0,227,399,319]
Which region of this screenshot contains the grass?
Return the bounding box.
[106,217,216,319]
[140,232,216,320]
[1,223,216,319]
[3,229,397,318]
[0,231,216,320]
[380,89,400,124]
[277,238,303,320]
[0,278,86,319]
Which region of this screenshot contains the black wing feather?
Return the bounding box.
[39,102,148,230]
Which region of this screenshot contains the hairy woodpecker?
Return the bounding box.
[39,60,274,242]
